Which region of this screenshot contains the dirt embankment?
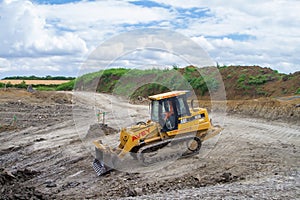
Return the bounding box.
[0,89,72,130]
[0,168,50,199]
[0,89,74,199]
[197,97,300,125]
[134,95,300,124]
[218,66,300,99]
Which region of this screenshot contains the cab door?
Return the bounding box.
[175,95,191,119]
[161,98,178,132]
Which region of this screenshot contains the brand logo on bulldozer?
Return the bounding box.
[132,128,150,141]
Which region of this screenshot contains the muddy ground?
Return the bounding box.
[0,89,299,199]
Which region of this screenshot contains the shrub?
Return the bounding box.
[5,81,13,88]
[36,86,56,91]
[172,65,179,70]
[205,77,219,92]
[282,75,290,81]
[15,80,27,89]
[185,66,197,73]
[217,65,228,70]
[237,74,247,83]
[56,80,75,91]
[239,84,250,90]
[3,75,75,80]
[248,75,268,85]
[256,87,268,96]
[73,66,220,97]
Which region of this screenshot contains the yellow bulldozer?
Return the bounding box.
[93,90,222,176]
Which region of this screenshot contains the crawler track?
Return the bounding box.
[137,135,202,165]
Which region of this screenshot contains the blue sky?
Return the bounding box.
[0,0,299,78]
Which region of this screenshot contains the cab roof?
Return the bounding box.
[148,90,190,100]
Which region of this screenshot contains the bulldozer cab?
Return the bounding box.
[149,91,191,132]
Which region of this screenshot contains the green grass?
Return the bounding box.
[78,68,129,85]
[237,74,247,83]
[72,67,220,97]
[0,67,221,97]
[0,81,27,89]
[237,73,278,90]
[256,87,268,96]
[56,80,75,91]
[248,75,269,85]
[0,80,73,91]
[35,86,57,91]
[237,74,249,90]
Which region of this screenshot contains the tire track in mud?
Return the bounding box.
[1,91,299,199]
[69,92,300,199]
[226,116,300,143]
[120,174,300,200]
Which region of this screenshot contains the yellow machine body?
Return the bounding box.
[93,91,222,175]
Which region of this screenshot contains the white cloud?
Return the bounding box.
[0,0,88,57]
[0,58,11,72]
[79,29,214,76]
[0,55,83,77]
[165,0,300,73]
[38,1,173,25]
[211,38,234,48]
[37,0,175,53]
[0,0,299,78]
[112,49,188,68]
[191,36,214,51]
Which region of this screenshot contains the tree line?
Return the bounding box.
[2,75,75,80]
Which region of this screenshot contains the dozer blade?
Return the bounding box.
[93,159,112,176]
[93,140,120,176]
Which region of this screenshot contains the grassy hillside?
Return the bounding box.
[3,66,299,100]
[219,65,300,99]
[68,65,299,100]
[71,67,221,99]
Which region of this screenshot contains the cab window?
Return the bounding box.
[151,100,159,122]
[176,96,189,117]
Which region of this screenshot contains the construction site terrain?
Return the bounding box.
[0,89,299,199]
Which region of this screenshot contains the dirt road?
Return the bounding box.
[0,90,299,199]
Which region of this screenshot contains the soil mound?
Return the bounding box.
[0,168,50,199]
[86,123,118,138]
[0,125,17,133]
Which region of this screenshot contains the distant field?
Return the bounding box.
[0,80,70,85]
